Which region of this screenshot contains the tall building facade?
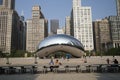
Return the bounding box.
[116,0,120,16]
[0,0,15,10]
[106,0,120,48]
[50,19,59,35]
[93,19,112,53]
[19,15,26,50]
[71,0,94,51]
[57,28,64,34]
[108,16,120,48]
[65,16,71,35]
[26,5,48,53]
[0,0,22,54]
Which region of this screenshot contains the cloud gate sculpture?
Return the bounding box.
[36,34,85,58]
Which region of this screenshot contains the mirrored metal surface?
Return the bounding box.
[38,34,84,50]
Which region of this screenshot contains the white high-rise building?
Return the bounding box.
[72,0,94,51]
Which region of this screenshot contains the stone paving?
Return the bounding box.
[0,56,120,66]
[0,73,120,80]
[0,56,120,80]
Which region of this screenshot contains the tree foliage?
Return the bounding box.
[105,48,120,56]
[10,50,26,57]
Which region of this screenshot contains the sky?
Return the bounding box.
[15,0,116,28]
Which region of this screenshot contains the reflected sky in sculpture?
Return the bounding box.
[38,34,84,50]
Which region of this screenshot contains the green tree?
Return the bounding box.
[106,48,120,56]
[0,51,7,58]
[10,50,26,57]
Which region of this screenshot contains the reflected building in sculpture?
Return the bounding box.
[36,34,85,58]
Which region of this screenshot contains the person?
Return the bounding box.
[83,53,86,58]
[49,57,54,65]
[113,59,118,64]
[106,58,110,64]
[55,59,62,66]
[50,59,62,72]
[49,57,54,72]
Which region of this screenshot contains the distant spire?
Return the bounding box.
[21,10,24,16]
[20,10,25,21]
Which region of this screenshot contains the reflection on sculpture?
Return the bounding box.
[36,34,85,58]
[38,34,84,50]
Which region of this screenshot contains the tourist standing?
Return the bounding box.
[113,59,119,64]
[106,58,110,64]
[49,57,54,65]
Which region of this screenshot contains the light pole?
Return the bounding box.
[6,53,10,64]
[34,54,38,64]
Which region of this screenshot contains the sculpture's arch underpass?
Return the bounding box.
[36,44,85,58]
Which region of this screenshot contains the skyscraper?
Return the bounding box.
[108,16,120,48]
[2,0,15,10]
[19,15,26,50]
[93,19,112,53]
[116,0,120,16]
[26,5,48,53]
[71,0,94,51]
[65,16,71,35]
[50,19,59,35]
[0,0,21,54]
[107,0,120,48]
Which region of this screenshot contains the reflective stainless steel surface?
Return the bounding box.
[38,34,84,50]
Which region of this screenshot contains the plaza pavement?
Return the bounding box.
[0,56,120,66]
[0,56,120,80]
[0,73,120,80]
